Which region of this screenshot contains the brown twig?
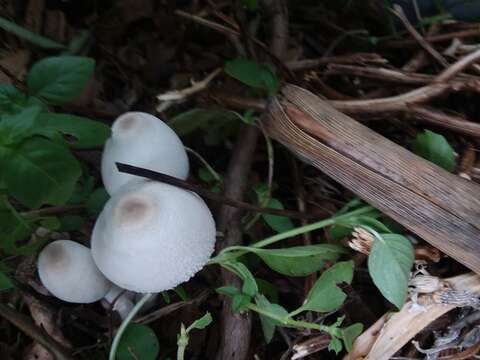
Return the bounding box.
[326,64,432,85]
[330,82,451,113]
[409,106,480,138]
[383,28,480,48]
[116,163,314,219]
[0,303,73,360]
[286,53,387,71]
[174,9,241,38]
[391,5,448,67]
[21,204,85,218]
[435,48,480,82]
[215,125,258,360]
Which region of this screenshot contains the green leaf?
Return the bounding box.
[0,85,25,110]
[232,293,252,312]
[255,294,288,343]
[222,261,258,296]
[328,338,343,354]
[0,17,66,50]
[216,286,241,297]
[0,106,41,145]
[86,188,109,215]
[299,261,354,313]
[341,323,363,353]
[116,324,159,360]
[250,244,346,277]
[36,113,110,149]
[412,130,456,172]
[0,138,82,208]
[368,233,414,309]
[225,58,279,95]
[27,56,95,105]
[173,285,188,301]
[262,198,295,233]
[0,197,36,255]
[186,312,212,332]
[256,278,279,303]
[0,271,13,290]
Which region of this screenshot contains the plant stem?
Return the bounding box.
[109,293,153,360]
[176,324,188,360]
[245,303,334,335]
[209,205,374,264]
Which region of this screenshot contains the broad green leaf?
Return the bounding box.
[216,286,240,297]
[0,85,25,110]
[0,197,35,255]
[263,198,295,233]
[255,294,288,343]
[0,17,66,49]
[0,271,13,290]
[412,130,456,172]
[328,338,343,354]
[222,261,258,296]
[232,293,251,312]
[116,324,159,360]
[0,106,41,145]
[225,58,279,95]
[256,278,279,303]
[86,188,109,215]
[186,312,212,332]
[27,56,95,105]
[299,261,354,313]
[251,244,346,277]
[0,138,81,208]
[36,113,110,149]
[168,109,238,136]
[341,323,363,353]
[368,233,414,309]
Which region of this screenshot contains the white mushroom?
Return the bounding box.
[102,285,135,319]
[91,180,216,293]
[37,240,112,303]
[101,112,189,195]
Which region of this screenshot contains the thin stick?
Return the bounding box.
[0,303,73,360]
[115,163,313,219]
[436,48,480,82]
[174,9,240,37]
[391,5,448,67]
[409,106,480,138]
[383,28,480,48]
[21,204,85,218]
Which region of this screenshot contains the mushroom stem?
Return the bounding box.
[109,293,154,360]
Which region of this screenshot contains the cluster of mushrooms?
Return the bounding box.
[37,112,217,318]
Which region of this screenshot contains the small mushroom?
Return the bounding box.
[91,180,216,293]
[101,112,189,195]
[37,240,112,303]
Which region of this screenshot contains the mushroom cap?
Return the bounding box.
[101,112,189,195]
[91,181,216,293]
[38,240,112,303]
